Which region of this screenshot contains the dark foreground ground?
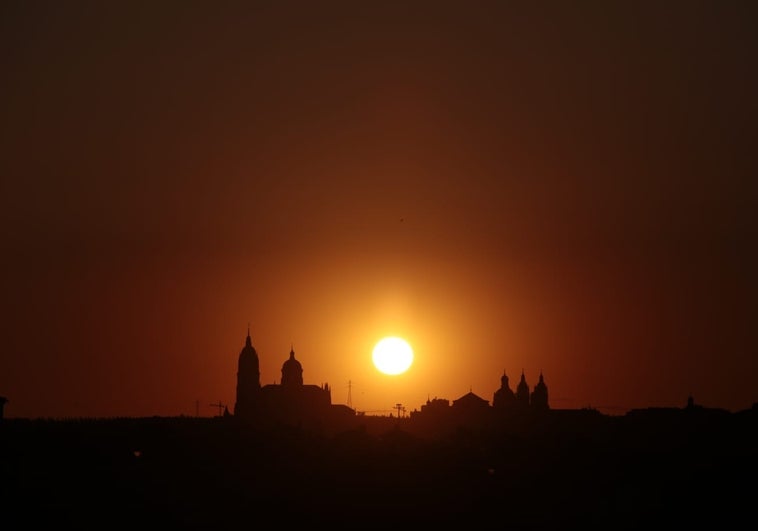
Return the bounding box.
[1,408,756,529]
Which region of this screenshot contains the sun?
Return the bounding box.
[372,336,414,375]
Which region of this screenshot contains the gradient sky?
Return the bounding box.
[2,1,756,419]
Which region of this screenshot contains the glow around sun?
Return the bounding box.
[372,336,414,375]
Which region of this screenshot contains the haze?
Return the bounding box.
[1,1,756,419]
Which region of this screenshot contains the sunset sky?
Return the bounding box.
[2,1,756,419]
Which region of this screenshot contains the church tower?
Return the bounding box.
[516,370,530,408]
[493,370,517,410]
[530,371,549,411]
[234,327,261,418]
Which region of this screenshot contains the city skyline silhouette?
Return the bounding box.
[5,323,753,424]
[2,5,757,527]
[3,2,757,526]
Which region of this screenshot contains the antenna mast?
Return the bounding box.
[209,401,225,417]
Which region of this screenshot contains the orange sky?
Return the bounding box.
[2,1,757,419]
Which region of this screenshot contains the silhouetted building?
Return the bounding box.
[492,370,517,410]
[280,346,303,387]
[450,390,492,428]
[233,330,348,429]
[420,397,451,414]
[258,343,333,425]
[452,390,490,411]
[234,328,261,418]
[414,369,551,435]
[626,394,731,425]
[531,371,549,410]
[516,370,530,408]
[493,369,550,416]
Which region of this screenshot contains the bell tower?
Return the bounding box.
[516,370,530,408]
[234,326,261,418]
[531,371,549,410]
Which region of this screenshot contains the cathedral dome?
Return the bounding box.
[281,346,303,386]
[282,355,302,372]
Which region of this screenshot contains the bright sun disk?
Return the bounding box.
[372,336,414,375]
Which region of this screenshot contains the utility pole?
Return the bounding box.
[395,403,404,418]
[347,380,353,409]
[209,401,225,417]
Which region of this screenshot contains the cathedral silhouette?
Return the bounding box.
[234,329,353,429]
